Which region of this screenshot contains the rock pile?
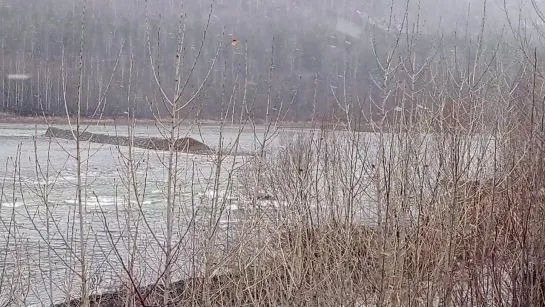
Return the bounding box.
[50,274,237,307]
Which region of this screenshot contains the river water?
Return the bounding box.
[0,123,496,306]
[0,123,304,306]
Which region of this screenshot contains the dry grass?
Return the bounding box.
[47,127,545,307]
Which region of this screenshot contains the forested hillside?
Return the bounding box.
[0,0,539,122]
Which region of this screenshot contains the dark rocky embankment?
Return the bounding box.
[50,276,233,307]
[44,127,212,154]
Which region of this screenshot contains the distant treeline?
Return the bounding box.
[0,0,522,124]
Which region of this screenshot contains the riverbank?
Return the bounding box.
[0,113,213,126]
[0,113,388,133]
[51,225,375,307]
[0,113,341,129]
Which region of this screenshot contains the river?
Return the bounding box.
[0,122,301,306]
[0,123,496,306]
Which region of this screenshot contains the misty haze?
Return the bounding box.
[1,0,545,306]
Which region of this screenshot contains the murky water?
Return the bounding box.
[0,123,496,306]
[0,123,304,306]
